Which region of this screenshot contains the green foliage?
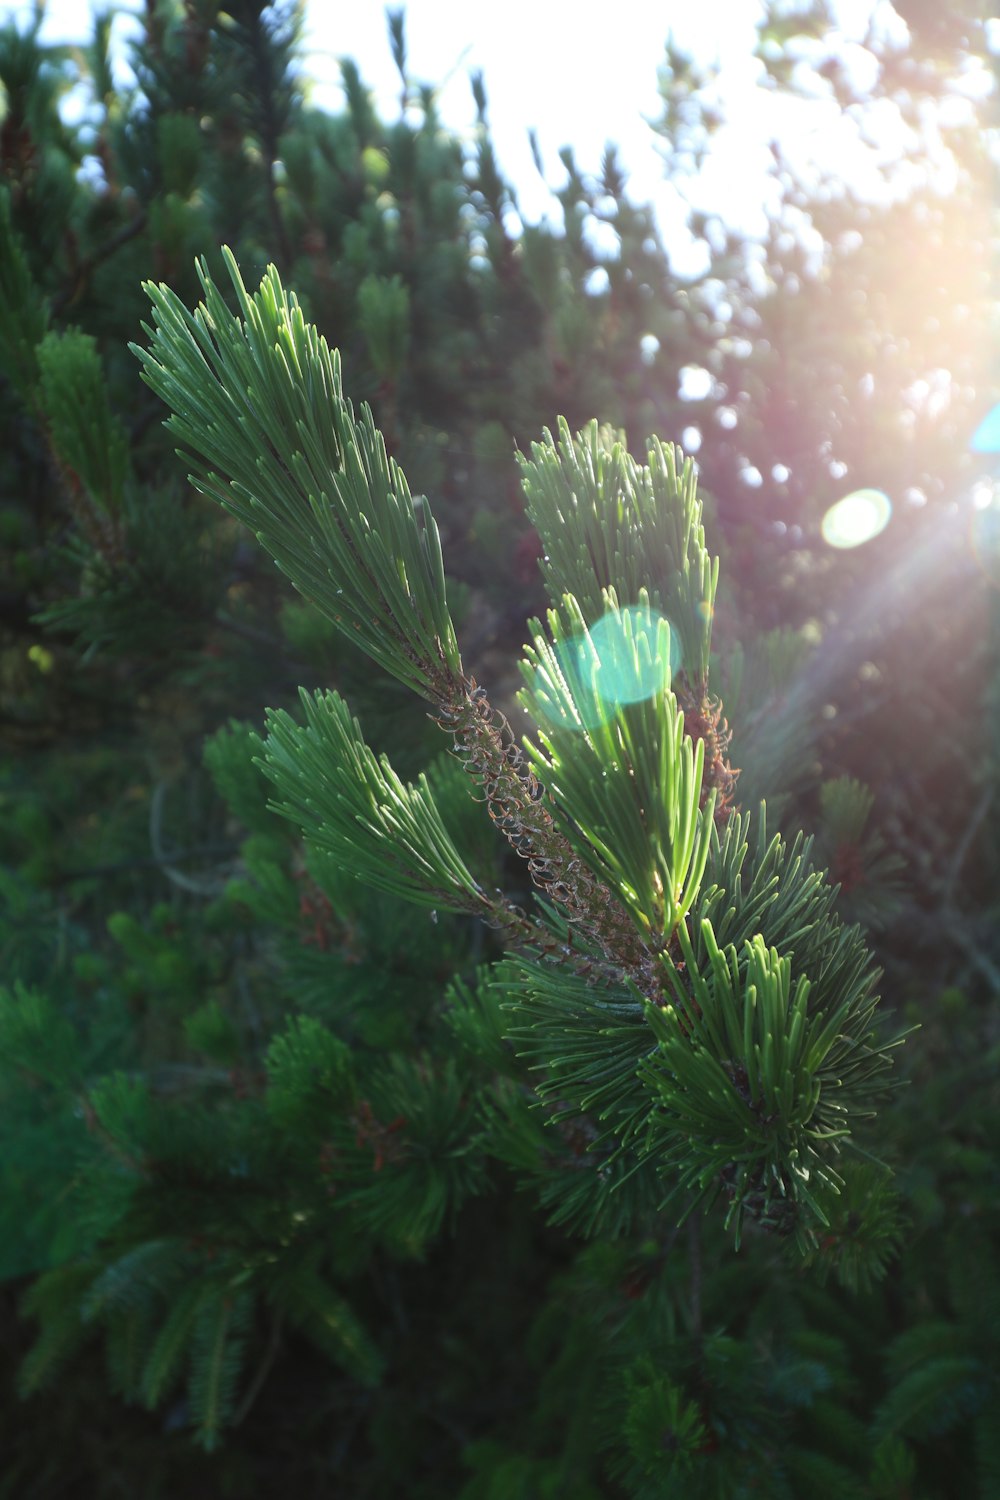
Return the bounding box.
[184,1000,241,1064]
[869,1435,918,1497]
[133,252,462,697]
[134,248,904,1260]
[156,112,203,200]
[2,2,997,1493]
[187,1287,254,1451]
[261,688,486,913]
[139,1279,207,1409]
[615,1361,710,1492]
[264,1014,355,1131]
[519,419,718,682]
[873,1354,991,1443]
[802,1159,906,1293]
[17,1264,99,1398]
[687,805,880,998]
[36,329,130,517]
[0,190,47,395]
[815,776,905,931]
[0,982,80,1089]
[719,626,816,816]
[276,1256,383,1385]
[519,592,714,943]
[203,719,278,839]
[357,271,410,382]
[645,923,881,1244]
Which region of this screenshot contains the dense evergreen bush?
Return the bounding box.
[1,3,997,1495]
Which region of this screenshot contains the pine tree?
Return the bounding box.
[2,5,999,1495]
[92,248,900,1440]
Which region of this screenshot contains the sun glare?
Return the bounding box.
[821,489,892,549]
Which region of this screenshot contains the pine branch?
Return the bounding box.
[133,250,905,1251]
[518,593,716,951]
[261,687,490,915]
[188,1288,253,1451]
[518,418,718,684]
[431,672,658,988]
[132,251,462,700]
[134,253,703,990]
[140,1281,206,1410]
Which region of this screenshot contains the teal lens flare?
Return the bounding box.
[555,606,680,730]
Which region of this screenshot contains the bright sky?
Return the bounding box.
[296,0,767,225]
[15,0,764,242]
[7,1,982,276]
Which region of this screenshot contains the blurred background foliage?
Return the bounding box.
[1,0,998,1494]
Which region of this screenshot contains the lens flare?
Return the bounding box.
[556,606,679,729]
[970,403,1000,454]
[821,489,892,549]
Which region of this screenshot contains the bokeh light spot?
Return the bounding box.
[970,403,1000,454]
[821,489,892,549]
[27,644,55,674]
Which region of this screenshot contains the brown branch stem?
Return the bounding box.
[431,674,659,995]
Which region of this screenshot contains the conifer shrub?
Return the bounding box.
[8,250,901,1485]
[2,6,998,1494]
